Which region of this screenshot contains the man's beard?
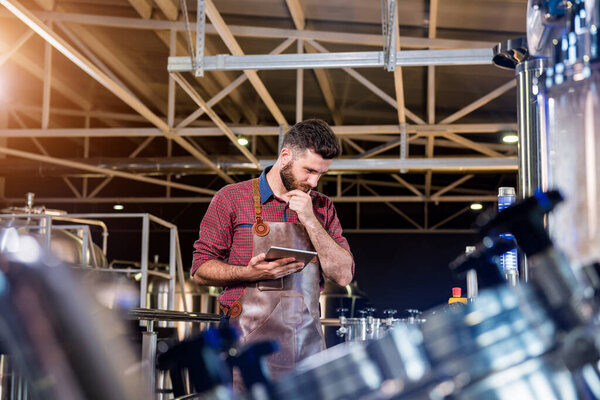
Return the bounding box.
[280,161,311,192]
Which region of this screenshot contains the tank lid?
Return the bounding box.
[1,206,66,215]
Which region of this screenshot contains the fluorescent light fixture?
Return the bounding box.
[113,204,124,210]
[470,203,483,210]
[237,136,249,146]
[502,134,519,143]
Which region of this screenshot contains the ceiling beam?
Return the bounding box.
[154,0,178,21]
[0,123,518,137]
[177,38,295,129]
[205,0,288,129]
[284,0,341,125]
[0,37,92,110]
[439,80,517,124]
[440,132,503,157]
[171,72,259,166]
[0,145,215,195]
[430,174,474,199]
[285,0,305,30]
[204,38,256,124]
[153,28,243,123]
[32,0,53,11]
[0,10,498,49]
[303,41,342,125]
[87,136,155,198]
[0,28,34,67]
[56,18,169,115]
[429,206,470,230]
[127,0,153,19]
[360,182,423,229]
[304,39,426,125]
[0,0,234,184]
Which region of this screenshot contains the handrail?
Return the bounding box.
[129,308,220,323]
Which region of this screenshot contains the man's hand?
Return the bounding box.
[244,253,305,281]
[286,190,319,227]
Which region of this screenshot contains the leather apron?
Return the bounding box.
[229,179,325,381]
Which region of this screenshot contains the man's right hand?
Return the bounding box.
[244,253,305,281]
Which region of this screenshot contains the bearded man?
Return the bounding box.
[191,119,354,385]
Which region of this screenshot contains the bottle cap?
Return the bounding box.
[452,287,462,297]
[498,187,516,197]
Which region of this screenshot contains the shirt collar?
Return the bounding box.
[258,165,274,204]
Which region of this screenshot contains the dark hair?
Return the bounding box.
[282,119,341,159]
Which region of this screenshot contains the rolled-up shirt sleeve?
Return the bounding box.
[191,189,233,276]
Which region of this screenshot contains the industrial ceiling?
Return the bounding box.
[0,0,526,233]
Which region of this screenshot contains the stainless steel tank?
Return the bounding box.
[319,279,368,347]
[534,0,600,270]
[147,275,221,338]
[1,193,107,269]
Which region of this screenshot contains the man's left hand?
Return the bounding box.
[286,190,318,227]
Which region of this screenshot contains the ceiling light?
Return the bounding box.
[470,203,483,210]
[237,136,249,146]
[502,134,519,143]
[113,204,124,211]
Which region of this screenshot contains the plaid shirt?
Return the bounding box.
[192,166,354,307]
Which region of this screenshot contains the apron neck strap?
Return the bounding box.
[252,178,269,236]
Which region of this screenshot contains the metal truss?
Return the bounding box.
[168,48,493,72]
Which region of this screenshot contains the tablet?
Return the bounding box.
[264,246,318,266]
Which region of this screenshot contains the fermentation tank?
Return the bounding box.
[0,193,107,269]
[147,274,220,337]
[534,0,600,270]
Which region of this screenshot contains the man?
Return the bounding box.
[191,119,354,382]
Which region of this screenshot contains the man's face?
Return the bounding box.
[280,149,332,192]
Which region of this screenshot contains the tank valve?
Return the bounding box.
[383,309,397,326]
[336,307,348,337]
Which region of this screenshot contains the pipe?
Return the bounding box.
[516,58,547,199]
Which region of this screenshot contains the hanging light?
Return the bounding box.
[502,134,519,143]
[470,203,483,210]
[113,204,124,211]
[237,136,249,146]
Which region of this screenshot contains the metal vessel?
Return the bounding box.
[0,193,108,269]
[319,279,368,346]
[147,272,221,338]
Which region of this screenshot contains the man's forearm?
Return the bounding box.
[304,220,353,286]
[192,259,249,286]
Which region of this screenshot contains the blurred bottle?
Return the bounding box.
[498,187,519,286]
[465,246,478,302]
[447,287,467,310]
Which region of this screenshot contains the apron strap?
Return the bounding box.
[252,178,270,236]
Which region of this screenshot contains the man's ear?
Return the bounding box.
[280,147,292,163]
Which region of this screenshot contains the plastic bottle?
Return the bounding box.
[465,246,478,302]
[498,187,519,286]
[447,287,467,309]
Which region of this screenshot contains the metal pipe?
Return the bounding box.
[140,214,149,309]
[168,228,176,312]
[130,308,220,323]
[515,58,547,199]
[52,216,109,255]
[515,59,546,283]
[141,320,157,400]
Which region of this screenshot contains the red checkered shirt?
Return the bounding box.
[191,166,354,307]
